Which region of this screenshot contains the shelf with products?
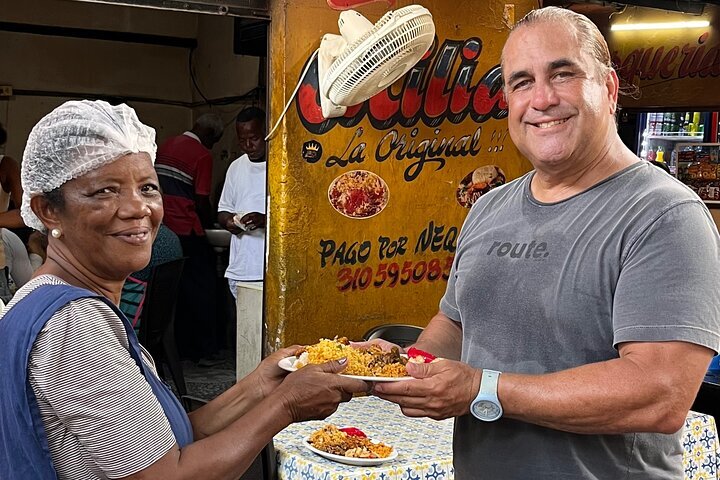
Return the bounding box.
[674,143,720,203]
[637,112,712,175]
[646,134,704,141]
[644,112,706,138]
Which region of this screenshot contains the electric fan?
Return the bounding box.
[318,5,435,118]
[265,5,435,139]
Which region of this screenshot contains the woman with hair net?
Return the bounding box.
[0,100,368,480]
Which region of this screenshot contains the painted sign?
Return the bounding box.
[607,5,720,109]
[265,0,534,349]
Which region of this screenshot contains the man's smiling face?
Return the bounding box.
[502,21,617,171]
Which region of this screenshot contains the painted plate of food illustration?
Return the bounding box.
[328,170,389,219]
[456,165,506,208]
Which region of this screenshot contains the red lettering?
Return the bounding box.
[450,83,472,114]
[425,73,451,118]
[296,37,507,134]
[297,83,326,125]
[703,46,720,77]
[619,49,642,84]
[368,89,400,122]
[658,46,679,79]
[636,48,652,80]
[472,84,498,116]
[678,44,696,78]
[688,45,707,77]
[642,47,665,80]
[401,87,423,119]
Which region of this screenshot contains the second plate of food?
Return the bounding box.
[303,438,398,466]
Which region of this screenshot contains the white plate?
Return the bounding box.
[303,437,398,466]
[278,356,413,382]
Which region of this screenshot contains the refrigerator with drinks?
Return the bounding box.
[636,111,717,175]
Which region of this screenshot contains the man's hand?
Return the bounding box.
[373,359,481,420]
[239,212,266,231]
[218,211,243,235]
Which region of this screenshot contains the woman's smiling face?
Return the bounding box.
[48,153,163,281]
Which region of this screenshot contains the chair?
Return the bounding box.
[138,257,187,398]
[363,324,424,347]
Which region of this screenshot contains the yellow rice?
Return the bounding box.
[308,424,394,458]
[295,337,408,377]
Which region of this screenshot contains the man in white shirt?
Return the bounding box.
[217,107,267,299]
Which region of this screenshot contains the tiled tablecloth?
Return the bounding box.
[274,395,454,480]
[683,410,719,479]
[274,396,718,480]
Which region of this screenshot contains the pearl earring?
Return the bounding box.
[51,228,62,239]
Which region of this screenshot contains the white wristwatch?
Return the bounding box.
[470,369,503,422]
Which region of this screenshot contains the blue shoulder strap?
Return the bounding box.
[0,284,193,480]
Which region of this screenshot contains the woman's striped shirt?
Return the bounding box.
[3,275,178,479]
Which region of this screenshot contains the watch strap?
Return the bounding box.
[480,369,501,397]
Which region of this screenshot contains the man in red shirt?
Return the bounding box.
[155,113,224,363]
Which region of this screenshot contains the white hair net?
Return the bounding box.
[21,100,157,232]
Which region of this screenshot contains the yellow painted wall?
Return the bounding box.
[266,0,535,350]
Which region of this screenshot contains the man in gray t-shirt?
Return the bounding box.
[373,7,720,479]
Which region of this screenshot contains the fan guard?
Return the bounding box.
[322,5,435,110]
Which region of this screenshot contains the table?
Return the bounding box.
[274,396,454,479]
[683,410,719,479]
[274,396,718,480]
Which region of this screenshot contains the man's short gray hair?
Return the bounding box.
[194,113,224,140]
[502,6,613,80]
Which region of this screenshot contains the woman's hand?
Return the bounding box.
[248,346,299,399]
[273,359,369,423]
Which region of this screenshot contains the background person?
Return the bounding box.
[0,121,27,230]
[370,7,720,479]
[0,227,33,302]
[155,113,225,363]
[27,230,48,271]
[0,99,368,480]
[217,107,267,299]
[119,222,183,331]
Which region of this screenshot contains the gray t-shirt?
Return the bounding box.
[441,162,720,479]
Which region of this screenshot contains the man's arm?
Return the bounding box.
[0,210,25,229]
[499,340,712,434]
[375,338,713,434]
[412,311,463,361]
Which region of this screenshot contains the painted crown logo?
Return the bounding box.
[305,141,321,152]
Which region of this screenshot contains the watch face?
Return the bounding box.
[472,400,502,421]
